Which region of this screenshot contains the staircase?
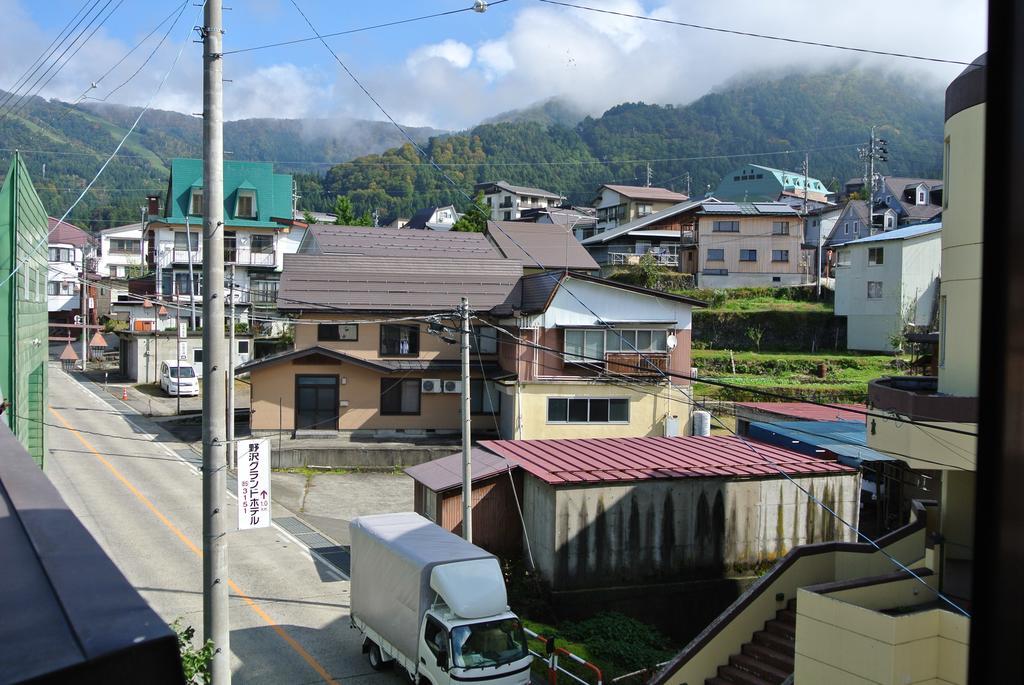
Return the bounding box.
[705,599,796,685]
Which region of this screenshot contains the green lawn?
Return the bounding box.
[705,296,833,313]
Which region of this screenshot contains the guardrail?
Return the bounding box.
[524,627,603,685]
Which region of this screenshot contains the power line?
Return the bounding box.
[538,0,974,67]
[222,1,510,56]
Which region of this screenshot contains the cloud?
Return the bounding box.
[406,40,474,73]
[226,64,330,120]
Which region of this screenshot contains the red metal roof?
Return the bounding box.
[734,402,866,423]
[47,217,93,247]
[479,436,854,486]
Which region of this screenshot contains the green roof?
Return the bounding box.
[162,158,292,228]
[714,163,830,202]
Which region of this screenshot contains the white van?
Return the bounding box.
[160,360,200,397]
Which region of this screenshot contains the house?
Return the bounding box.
[592,184,688,233]
[827,177,942,247]
[118,330,253,382]
[580,199,701,272]
[404,205,458,231]
[46,217,97,330]
[696,201,809,288]
[515,206,597,237]
[834,222,941,351]
[143,158,304,335]
[0,152,49,465]
[485,220,599,273]
[713,164,834,204]
[474,181,565,221]
[240,227,703,441]
[652,55,983,685]
[416,436,858,592]
[96,222,144,278]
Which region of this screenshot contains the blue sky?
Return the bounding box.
[4,0,988,128]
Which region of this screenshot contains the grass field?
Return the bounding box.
[706,296,833,313]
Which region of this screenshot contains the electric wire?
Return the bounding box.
[538,0,974,67]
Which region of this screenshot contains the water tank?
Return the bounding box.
[664,414,681,437]
[692,410,712,437]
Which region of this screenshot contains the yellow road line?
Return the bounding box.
[49,405,340,685]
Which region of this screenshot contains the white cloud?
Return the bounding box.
[406,40,474,74]
[477,40,514,79]
[226,64,329,120]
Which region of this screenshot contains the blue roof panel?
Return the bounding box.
[748,420,897,467]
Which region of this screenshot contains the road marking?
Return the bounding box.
[47,404,340,685]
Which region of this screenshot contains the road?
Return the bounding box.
[43,364,404,685]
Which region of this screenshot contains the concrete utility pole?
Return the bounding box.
[80,248,88,371]
[645,162,653,187]
[201,1,229,681]
[227,263,235,459]
[185,216,197,330]
[460,297,473,542]
[859,126,889,236]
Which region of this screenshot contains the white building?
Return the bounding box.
[834,222,942,351]
[404,205,459,231]
[474,181,565,221]
[46,217,95,324]
[96,223,144,278]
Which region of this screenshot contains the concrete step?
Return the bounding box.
[765,618,795,639]
[753,629,793,654]
[742,643,794,672]
[729,653,790,684]
[705,678,735,685]
[717,664,773,685]
[776,608,797,625]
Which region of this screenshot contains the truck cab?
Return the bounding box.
[417,608,532,685]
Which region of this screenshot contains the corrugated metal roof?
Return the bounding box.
[479,436,854,485]
[601,185,689,202]
[748,420,896,467]
[306,224,498,259]
[699,201,800,216]
[487,221,599,270]
[839,221,941,245]
[278,253,522,312]
[735,402,866,422]
[405,450,514,493]
[581,199,701,245]
[475,180,564,199]
[48,217,94,247]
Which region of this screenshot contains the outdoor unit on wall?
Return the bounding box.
[421,379,442,394]
[443,380,462,394]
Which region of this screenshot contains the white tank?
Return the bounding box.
[692,410,712,437]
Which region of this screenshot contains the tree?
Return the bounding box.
[745,325,766,353]
[451,192,489,233]
[302,210,316,225]
[356,209,374,227]
[332,196,356,225]
[634,253,664,290]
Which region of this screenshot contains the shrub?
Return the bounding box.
[560,613,674,674]
[172,620,214,684]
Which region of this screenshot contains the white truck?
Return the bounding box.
[350,512,533,685]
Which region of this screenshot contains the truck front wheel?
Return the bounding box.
[367,642,389,671]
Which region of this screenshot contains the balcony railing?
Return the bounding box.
[244,251,276,267]
[610,252,679,266]
[172,249,202,264]
[605,352,670,375]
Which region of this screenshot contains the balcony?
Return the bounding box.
[610,251,679,267]
[867,376,977,471]
[605,352,670,375]
[172,248,202,265]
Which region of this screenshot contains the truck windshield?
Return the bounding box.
[450,618,528,669]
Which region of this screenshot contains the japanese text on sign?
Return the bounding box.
[237,439,271,530]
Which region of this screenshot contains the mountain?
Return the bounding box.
[300,69,945,221]
[0,94,443,229]
[482,97,589,128]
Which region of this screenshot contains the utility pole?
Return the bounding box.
[460,297,473,543]
[185,216,197,330]
[645,162,653,188]
[80,248,88,371]
[685,172,691,199]
[227,263,235,459]
[201,1,229,681]
[859,126,889,235]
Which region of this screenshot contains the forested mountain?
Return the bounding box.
[0,94,442,229]
[298,69,945,221]
[0,67,943,229]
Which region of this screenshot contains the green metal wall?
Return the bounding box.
[0,153,50,466]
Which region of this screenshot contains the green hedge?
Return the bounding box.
[693,310,846,352]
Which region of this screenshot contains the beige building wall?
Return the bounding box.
[938,103,984,397]
[868,417,976,472]
[294,318,467,362]
[796,581,969,685]
[697,214,804,286]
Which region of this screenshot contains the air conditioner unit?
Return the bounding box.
[421,379,442,394]
[443,380,462,394]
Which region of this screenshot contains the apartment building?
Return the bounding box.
[696,202,808,287]
[46,217,96,328]
[474,181,565,221]
[592,184,688,233]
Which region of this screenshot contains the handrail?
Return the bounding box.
[524,628,604,685]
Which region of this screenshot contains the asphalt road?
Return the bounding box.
[43,364,406,685]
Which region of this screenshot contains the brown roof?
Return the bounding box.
[405,450,514,493]
[600,185,689,202]
[306,224,499,259]
[278,253,522,312]
[486,221,599,271]
[47,217,93,248]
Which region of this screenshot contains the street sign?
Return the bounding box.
[177,341,188,361]
[237,439,271,530]
[178,322,188,339]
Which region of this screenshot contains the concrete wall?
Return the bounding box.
[122,333,253,383]
[938,103,984,397]
[530,471,860,590]
[796,580,969,684]
[868,416,976,472]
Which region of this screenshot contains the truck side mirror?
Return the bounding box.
[437,649,449,671]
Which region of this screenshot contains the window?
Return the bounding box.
[885,212,895,229]
[844,222,849,236]
[251,279,278,304]
[109,238,140,254]
[470,326,498,354]
[470,379,501,415]
[606,329,668,352]
[189,188,204,215]
[237,340,250,355]
[868,247,884,265]
[739,249,757,262]
[867,281,883,299]
[48,247,74,262]
[503,211,512,221]
[174,232,199,250]
[47,281,59,296]
[236,190,257,218]
[837,250,851,267]
[712,220,739,232]
[193,349,204,363]
[451,619,528,669]
[564,329,604,363]
[251,234,274,254]
[318,323,358,341]
[547,397,629,423]
[636,203,653,217]
[424,617,448,657]
[174,272,201,296]
[706,248,724,262]
[772,250,790,262]
[380,378,420,415]
[772,221,790,235]
[853,221,860,234]
[380,324,419,356]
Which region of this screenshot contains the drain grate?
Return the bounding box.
[275,516,350,575]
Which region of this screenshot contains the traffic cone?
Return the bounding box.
[121,387,128,401]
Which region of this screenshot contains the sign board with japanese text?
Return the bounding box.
[237,439,271,530]
[177,341,188,361]
[178,322,188,339]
